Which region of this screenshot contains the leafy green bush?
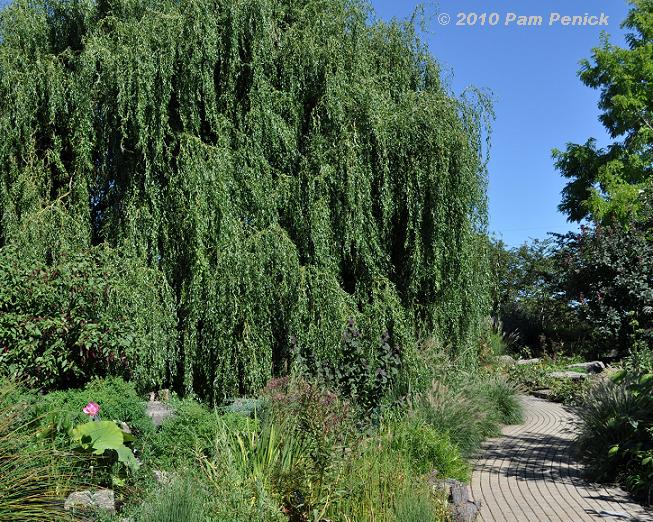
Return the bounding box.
[293,318,404,423]
[145,398,257,469]
[577,374,653,501]
[625,341,653,374]
[0,247,177,391]
[386,416,468,480]
[36,377,154,441]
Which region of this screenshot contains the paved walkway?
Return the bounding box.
[471,395,653,522]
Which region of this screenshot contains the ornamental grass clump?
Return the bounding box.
[0,381,76,521]
[577,373,653,502]
[134,477,209,522]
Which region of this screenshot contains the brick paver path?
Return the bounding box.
[471,395,653,522]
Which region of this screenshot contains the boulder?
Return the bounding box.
[567,361,605,374]
[64,489,116,515]
[429,476,480,522]
[445,479,480,522]
[531,389,553,400]
[548,371,587,381]
[146,400,174,427]
[496,355,516,366]
[153,469,171,485]
[516,358,541,365]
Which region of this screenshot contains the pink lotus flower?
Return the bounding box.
[83,402,100,417]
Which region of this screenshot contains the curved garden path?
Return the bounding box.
[471,395,653,522]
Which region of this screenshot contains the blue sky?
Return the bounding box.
[370,0,630,246]
[0,0,631,246]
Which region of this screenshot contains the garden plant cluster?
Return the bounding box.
[0,0,652,519]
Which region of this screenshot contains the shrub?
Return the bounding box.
[293,318,403,422]
[36,377,154,441]
[577,374,653,501]
[625,341,653,374]
[386,416,469,480]
[0,246,177,391]
[145,398,257,469]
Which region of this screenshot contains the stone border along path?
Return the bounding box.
[471,395,653,522]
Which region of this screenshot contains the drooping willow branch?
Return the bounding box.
[0,0,492,402]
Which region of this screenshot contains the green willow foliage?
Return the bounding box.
[0,0,490,402]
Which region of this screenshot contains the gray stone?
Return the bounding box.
[496,355,516,366]
[531,389,553,400]
[444,479,480,522]
[153,469,171,484]
[548,371,588,380]
[64,489,116,515]
[517,358,541,365]
[146,400,174,427]
[428,475,480,521]
[567,361,605,374]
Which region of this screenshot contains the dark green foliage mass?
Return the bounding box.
[0,246,177,390]
[552,216,653,359]
[490,214,653,360]
[0,0,490,401]
[488,237,586,356]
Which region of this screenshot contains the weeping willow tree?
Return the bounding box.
[0,0,491,401]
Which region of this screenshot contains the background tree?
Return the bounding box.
[551,206,653,359]
[490,238,588,356]
[553,0,653,225]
